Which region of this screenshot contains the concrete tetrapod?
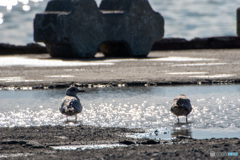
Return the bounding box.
[34,0,164,58]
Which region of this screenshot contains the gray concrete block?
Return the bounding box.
[34,0,164,58]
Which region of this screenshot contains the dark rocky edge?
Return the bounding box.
[1,36,240,55]
[0,43,47,54]
[152,36,240,50]
[0,80,239,91]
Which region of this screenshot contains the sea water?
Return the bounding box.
[0,85,240,139]
[0,0,239,45]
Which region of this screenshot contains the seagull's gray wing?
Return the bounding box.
[171,96,192,115]
[176,98,192,113]
[60,96,82,115]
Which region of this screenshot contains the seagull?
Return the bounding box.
[60,87,85,121]
[170,94,192,123]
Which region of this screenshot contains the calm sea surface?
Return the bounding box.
[0,0,239,45]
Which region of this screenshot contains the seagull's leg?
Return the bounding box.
[75,115,78,121]
[66,116,69,121]
[177,117,180,123]
[186,116,188,123]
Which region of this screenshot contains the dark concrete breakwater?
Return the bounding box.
[1,36,240,55]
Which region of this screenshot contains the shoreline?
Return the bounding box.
[1,81,240,91]
[1,125,239,159]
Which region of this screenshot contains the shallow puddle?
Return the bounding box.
[127,126,240,140]
[0,85,240,139]
[50,144,127,150]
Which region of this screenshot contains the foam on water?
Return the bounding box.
[0,85,240,139]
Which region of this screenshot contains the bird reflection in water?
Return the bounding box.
[171,122,192,138]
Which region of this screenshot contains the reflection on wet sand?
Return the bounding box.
[171,122,192,138]
[126,121,193,140]
[63,120,83,125]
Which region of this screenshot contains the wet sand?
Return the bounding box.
[0,49,240,159]
[1,125,240,159]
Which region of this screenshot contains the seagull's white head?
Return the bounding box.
[66,87,85,96]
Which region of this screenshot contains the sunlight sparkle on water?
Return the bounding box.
[22,4,30,11]
[0,85,240,139]
[0,13,3,24]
